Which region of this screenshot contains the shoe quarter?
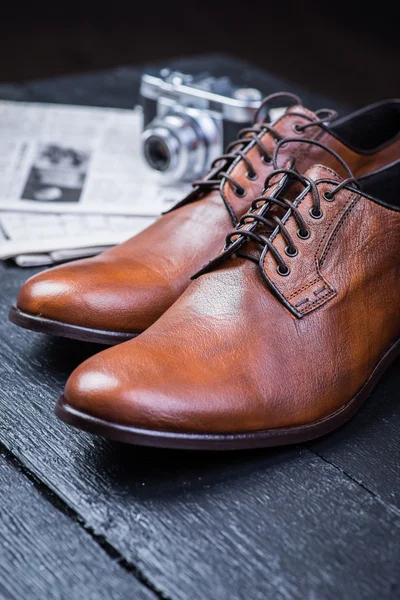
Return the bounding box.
[261,167,361,318]
[319,195,400,324]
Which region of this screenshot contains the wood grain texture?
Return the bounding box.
[309,359,400,512]
[0,62,398,600]
[0,449,155,600]
[1,266,399,599]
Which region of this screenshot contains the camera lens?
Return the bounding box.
[144,136,171,172]
[141,112,220,182]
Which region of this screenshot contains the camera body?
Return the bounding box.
[140,69,262,182]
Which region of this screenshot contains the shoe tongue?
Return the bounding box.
[277,103,319,124]
[267,104,320,152]
[302,163,343,184]
[228,163,344,265]
[253,163,343,230]
[265,164,343,217]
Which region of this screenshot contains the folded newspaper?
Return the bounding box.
[0,100,190,266]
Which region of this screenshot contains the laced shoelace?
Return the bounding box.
[289,108,338,135]
[190,93,338,225]
[223,138,360,277]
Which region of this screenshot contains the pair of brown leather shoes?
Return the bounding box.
[11,94,400,450]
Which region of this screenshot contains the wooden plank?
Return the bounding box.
[0,448,155,600]
[309,359,400,510]
[0,262,399,599]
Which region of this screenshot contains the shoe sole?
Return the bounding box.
[9,305,139,345]
[55,337,400,450]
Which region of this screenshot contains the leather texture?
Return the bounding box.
[16,103,400,334]
[63,164,400,434]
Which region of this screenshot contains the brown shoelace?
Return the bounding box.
[191,92,338,225]
[224,138,360,276]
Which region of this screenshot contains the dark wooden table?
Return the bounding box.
[0,56,399,600]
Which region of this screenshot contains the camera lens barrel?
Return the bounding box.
[141,110,221,182]
[143,129,178,173]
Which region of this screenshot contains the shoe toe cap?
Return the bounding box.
[15,258,174,333]
[61,332,266,435]
[17,261,94,322]
[18,275,69,316]
[63,345,168,429]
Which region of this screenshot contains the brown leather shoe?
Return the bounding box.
[11,97,400,344]
[56,143,400,449]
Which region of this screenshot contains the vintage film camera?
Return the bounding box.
[140,69,263,182]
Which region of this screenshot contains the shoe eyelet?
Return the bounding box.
[285,246,298,257]
[234,187,247,198]
[292,123,304,134]
[310,207,323,219]
[323,190,334,202]
[297,228,310,240]
[261,155,272,165]
[246,171,258,181]
[277,264,290,276]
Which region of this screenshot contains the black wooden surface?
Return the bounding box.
[0,448,155,600]
[0,56,399,600]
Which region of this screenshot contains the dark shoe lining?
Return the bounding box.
[358,160,400,209]
[330,100,400,152]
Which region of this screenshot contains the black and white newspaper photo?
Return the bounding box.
[0,101,190,264]
[0,100,189,215]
